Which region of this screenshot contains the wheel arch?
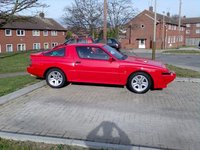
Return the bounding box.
[44,67,66,79]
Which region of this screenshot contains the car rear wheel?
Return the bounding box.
[46,68,66,88]
[127,72,152,94]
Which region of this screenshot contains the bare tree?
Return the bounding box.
[107,0,136,37]
[63,0,103,37]
[0,0,46,27]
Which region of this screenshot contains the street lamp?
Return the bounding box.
[152,0,157,60]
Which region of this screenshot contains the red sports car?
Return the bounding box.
[27,44,176,94]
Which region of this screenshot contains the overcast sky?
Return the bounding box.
[19,0,200,22]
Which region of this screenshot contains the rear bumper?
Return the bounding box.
[27,66,44,78]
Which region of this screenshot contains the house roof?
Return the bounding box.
[182,17,200,24]
[143,10,179,25]
[1,15,66,31]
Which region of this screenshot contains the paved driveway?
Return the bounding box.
[0,81,200,150]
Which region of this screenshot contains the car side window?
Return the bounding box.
[107,39,112,44]
[76,46,109,60]
[44,48,65,57]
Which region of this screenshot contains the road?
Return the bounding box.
[123,50,200,72]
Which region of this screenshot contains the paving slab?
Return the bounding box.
[0,81,200,150]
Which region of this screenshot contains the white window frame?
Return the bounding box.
[168,36,171,43]
[196,23,200,27]
[6,44,13,52]
[32,30,40,36]
[5,29,12,36]
[51,42,58,48]
[186,30,190,34]
[17,44,26,51]
[43,30,48,36]
[186,24,191,27]
[0,44,1,53]
[16,29,25,36]
[51,31,57,36]
[196,29,200,34]
[33,43,41,50]
[44,43,49,49]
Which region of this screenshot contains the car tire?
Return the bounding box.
[127,72,152,94]
[46,68,66,88]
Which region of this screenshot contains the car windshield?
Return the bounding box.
[103,45,127,60]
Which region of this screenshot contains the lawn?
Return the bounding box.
[163,50,200,54]
[0,75,41,97]
[0,138,90,150]
[0,50,40,73]
[167,64,200,78]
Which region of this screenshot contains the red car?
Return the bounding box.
[27,44,176,94]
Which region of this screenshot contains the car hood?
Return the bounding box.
[124,56,166,68]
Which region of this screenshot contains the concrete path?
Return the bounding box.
[0,80,199,150]
[0,72,27,78]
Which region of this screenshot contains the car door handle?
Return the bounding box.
[75,61,81,64]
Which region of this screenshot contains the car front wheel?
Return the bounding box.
[127,72,152,94]
[46,68,66,88]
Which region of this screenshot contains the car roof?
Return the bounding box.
[67,43,105,47]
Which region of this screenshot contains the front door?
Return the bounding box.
[74,46,120,84]
[138,39,146,48]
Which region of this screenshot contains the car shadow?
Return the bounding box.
[85,121,131,149]
[69,82,124,89]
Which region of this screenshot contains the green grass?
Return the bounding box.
[163,50,200,54]
[0,75,41,97]
[167,64,200,78]
[0,138,91,150]
[0,50,41,73]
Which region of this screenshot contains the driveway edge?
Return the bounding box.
[0,131,162,150]
[0,81,46,105]
[175,77,200,83]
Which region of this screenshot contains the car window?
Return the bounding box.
[107,39,112,44]
[103,45,126,60]
[77,39,87,43]
[76,46,109,60]
[44,48,65,57]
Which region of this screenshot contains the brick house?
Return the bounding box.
[0,13,66,53]
[121,8,185,49]
[182,17,200,46]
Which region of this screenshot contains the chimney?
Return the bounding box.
[39,12,45,19]
[149,6,153,12]
[167,12,170,17]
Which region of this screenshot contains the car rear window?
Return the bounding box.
[44,48,65,57]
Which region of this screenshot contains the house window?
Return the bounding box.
[33,43,41,50]
[44,43,49,49]
[16,29,25,36]
[168,36,171,43]
[196,29,200,34]
[173,36,176,43]
[6,44,13,52]
[51,31,57,36]
[168,25,171,30]
[51,42,58,48]
[186,24,191,27]
[32,30,40,36]
[5,29,12,36]
[186,30,190,34]
[43,30,48,36]
[17,44,26,51]
[196,23,200,27]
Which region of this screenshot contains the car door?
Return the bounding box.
[74,46,121,84]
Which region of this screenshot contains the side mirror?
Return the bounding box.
[108,57,115,62]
